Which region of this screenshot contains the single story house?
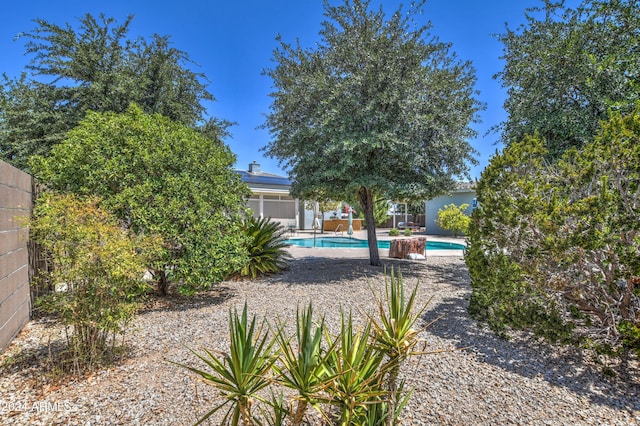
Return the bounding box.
[236,162,304,230]
[237,162,476,235]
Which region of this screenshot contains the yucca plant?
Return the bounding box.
[256,391,289,426]
[236,217,292,279]
[368,267,434,426]
[173,303,278,425]
[362,381,413,426]
[273,304,337,425]
[325,313,388,426]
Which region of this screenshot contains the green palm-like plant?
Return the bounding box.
[173,303,277,425]
[237,217,292,279]
[325,313,388,426]
[368,267,434,426]
[273,304,337,425]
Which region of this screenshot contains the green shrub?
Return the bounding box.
[233,217,292,279]
[403,228,412,236]
[467,107,640,362]
[389,228,400,236]
[30,193,161,372]
[31,104,251,296]
[435,203,470,237]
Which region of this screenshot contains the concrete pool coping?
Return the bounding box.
[285,229,466,259]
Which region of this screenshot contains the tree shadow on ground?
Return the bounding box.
[421,262,640,413]
[0,331,135,391]
[137,285,236,315]
[266,255,437,286]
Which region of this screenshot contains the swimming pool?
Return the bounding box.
[285,236,466,250]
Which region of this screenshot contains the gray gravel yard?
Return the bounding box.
[1,248,639,425]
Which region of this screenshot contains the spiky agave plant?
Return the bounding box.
[237,217,292,279]
[172,303,278,425]
[325,312,388,426]
[367,267,435,426]
[273,304,337,425]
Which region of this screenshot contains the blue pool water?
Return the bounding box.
[286,236,466,250]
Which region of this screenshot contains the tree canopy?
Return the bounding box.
[496,0,640,159]
[263,0,482,265]
[0,13,221,170]
[31,104,251,295]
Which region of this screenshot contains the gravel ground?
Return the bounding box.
[1,248,639,425]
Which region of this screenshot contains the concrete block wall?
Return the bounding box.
[0,160,32,353]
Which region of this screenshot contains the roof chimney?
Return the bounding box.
[249,161,260,173]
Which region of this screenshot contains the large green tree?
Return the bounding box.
[31,104,251,295]
[496,0,640,159]
[263,0,481,265]
[0,13,220,170]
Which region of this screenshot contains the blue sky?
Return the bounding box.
[2,0,550,179]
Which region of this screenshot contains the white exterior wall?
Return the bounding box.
[248,192,299,229]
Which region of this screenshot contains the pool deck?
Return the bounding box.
[285,228,466,259]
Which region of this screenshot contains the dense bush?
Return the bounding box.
[466,108,640,360]
[31,104,251,295]
[30,193,161,372]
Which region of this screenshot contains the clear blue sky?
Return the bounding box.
[1,0,550,179]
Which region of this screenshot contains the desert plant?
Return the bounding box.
[403,228,412,236]
[29,192,161,372]
[174,303,278,425]
[257,391,289,426]
[235,217,292,279]
[368,268,432,426]
[273,304,336,425]
[389,228,400,237]
[324,313,387,425]
[176,269,435,424]
[435,203,470,237]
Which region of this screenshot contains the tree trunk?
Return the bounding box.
[386,364,400,426]
[357,186,381,266]
[157,269,169,296]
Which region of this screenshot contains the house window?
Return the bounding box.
[264,198,295,219]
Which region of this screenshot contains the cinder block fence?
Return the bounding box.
[0,160,32,353]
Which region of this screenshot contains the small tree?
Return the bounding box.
[30,193,161,371]
[31,104,251,295]
[264,0,481,266]
[435,203,470,237]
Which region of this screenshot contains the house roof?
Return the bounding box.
[456,181,476,191]
[235,170,291,187]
